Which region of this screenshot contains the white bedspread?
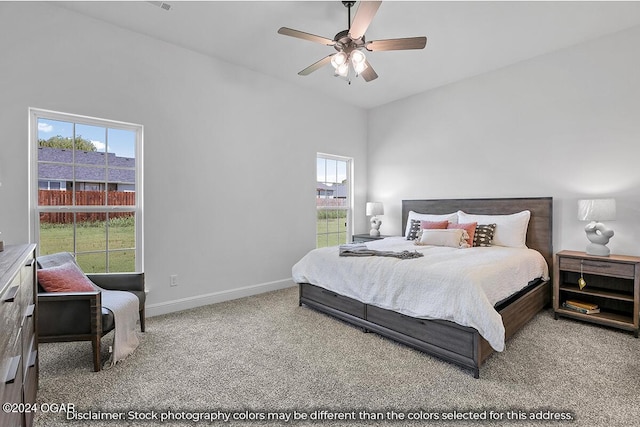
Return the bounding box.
[292,237,549,351]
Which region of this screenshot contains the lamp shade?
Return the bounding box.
[578,199,616,222]
[366,202,384,216]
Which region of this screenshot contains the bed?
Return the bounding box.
[293,197,553,378]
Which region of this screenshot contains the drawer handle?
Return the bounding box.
[2,285,19,303]
[4,355,21,384]
[321,290,338,297]
[25,304,35,318]
[25,259,35,267]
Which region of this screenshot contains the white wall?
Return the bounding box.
[0,2,368,315]
[367,25,640,257]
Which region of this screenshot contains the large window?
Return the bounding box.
[30,109,143,273]
[316,154,352,248]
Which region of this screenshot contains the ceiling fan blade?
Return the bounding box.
[298,55,334,76]
[348,0,382,40]
[277,27,335,46]
[366,36,427,51]
[360,60,378,82]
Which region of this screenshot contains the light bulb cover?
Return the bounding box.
[353,60,368,75]
[331,52,348,69]
[336,63,349,77]
[351,50,366,65]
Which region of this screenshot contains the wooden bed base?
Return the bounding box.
[298,197,553,378]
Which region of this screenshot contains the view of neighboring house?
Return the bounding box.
[316,182,347,199]
[37,146,135,192]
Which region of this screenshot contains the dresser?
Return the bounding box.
[0,244,38,427]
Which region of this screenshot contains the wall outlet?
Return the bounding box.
[170,274,178,287]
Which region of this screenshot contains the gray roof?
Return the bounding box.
[317,182,347,198]
[38,147,135,184]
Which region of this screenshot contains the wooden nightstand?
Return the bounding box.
[553,250,640,337]
[352,234,388,243]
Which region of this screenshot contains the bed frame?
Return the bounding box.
[298,197,553,378]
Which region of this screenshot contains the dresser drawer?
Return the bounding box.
[300,284,365,319]
[559,256,636,279]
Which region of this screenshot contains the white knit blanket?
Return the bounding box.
[292,237,548,351]
[102,290,140,367]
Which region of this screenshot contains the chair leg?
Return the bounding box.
[139,308,146,332]
[91,336,101,372]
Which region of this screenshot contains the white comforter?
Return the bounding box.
[292,237,549,351]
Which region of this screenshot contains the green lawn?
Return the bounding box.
[316,217,348,248]
[39,218,136,273]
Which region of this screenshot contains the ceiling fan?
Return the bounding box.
[277,1,427,83]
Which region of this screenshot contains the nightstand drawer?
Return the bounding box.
[559,257,636,278]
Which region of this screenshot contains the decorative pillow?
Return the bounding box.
[406,219,422,240]
[447,222,477,247]
[405,211,458,238]
[420,220,449,230]
[38,261,96,292]
[415,229,470,248]
[473,224,497,247]
[458,210,531,248]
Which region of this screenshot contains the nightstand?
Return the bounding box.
[553,250,640,337]
[352,234,388,243]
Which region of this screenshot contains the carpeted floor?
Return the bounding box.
[34,285,640,426]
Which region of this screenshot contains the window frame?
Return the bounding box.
[29,108,144,272]
[316,153,353,248]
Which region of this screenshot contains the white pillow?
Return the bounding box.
[405,211,458,237]
[415,229,470,248]
[457,210,531,248]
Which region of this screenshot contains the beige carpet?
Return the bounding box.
[35,286,640,426]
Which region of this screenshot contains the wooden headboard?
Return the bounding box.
[402,197,553,271]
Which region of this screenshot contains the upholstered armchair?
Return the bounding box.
[36,252,145,371]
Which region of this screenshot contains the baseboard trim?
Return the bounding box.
[146,278,296,317]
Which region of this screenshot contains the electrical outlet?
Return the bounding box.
[170,274,178,287]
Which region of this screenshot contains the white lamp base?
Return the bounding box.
[584,221,614,257]
[369,216,381,237]
[585,243,610,257]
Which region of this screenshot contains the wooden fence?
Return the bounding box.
[39,190,135,224]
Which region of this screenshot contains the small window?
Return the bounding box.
[316,154,352,248]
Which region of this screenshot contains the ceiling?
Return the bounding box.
[54,1,640,109]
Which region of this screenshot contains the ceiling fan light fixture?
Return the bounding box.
[335,63,349,77]
[350,50,366,65]
[353,59,368,75]
[331,52,348,69]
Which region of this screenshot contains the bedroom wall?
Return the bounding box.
[0,2,368,315]
[367,25,640,257]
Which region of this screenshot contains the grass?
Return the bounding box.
[39,216,343,270]
[39,217,136,273]
[317,217,348,248]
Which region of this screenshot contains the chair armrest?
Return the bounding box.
[87,272,145,292]
[38,291,101,301]
[37,291,103,337]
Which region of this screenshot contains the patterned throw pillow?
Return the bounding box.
[407,219,422,240]
[473,224,497,247]
[38,261,96,292]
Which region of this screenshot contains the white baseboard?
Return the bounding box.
[145,278,296,318]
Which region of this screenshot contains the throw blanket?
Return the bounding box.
[102,290,140,368]
[339,243,424,259]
